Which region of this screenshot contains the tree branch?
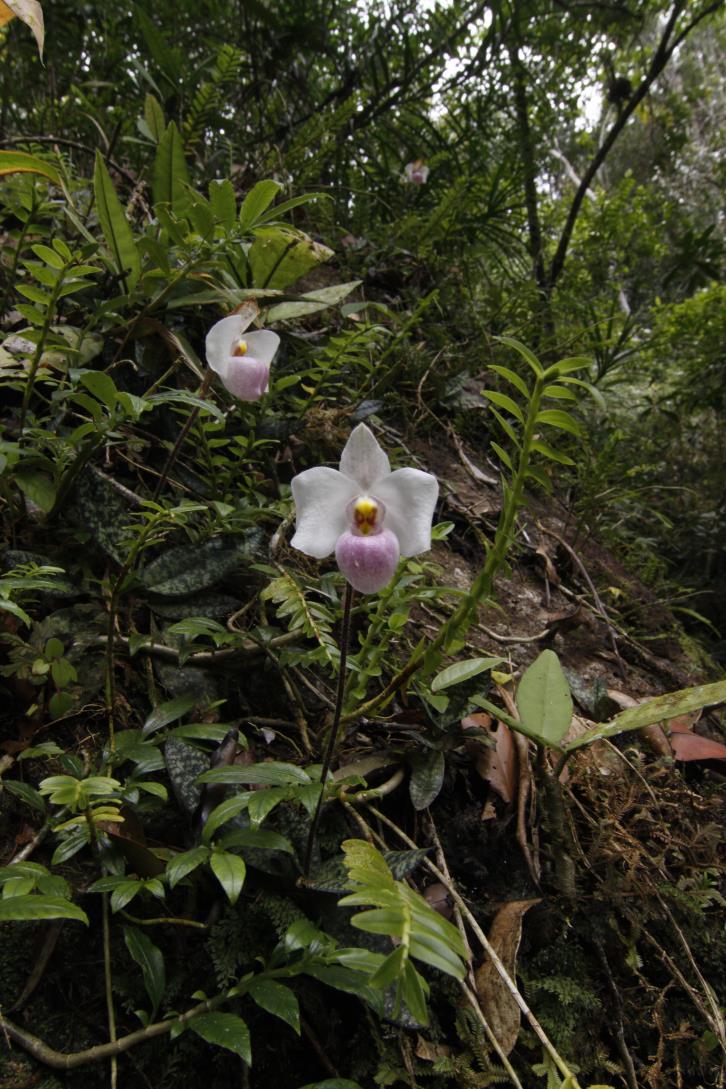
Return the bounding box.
[547,0,720,291]
[0,995,226,1071]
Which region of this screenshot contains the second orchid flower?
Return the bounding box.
[206,313,280,401]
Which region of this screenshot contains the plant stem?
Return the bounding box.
[151,370,213,501]
[303,582,355,877]
[19,271,66,433]
[102,894,118,1089]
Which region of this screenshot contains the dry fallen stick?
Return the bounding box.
[496,684,540,887]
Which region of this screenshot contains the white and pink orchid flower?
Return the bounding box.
[291,423,439,594]
[404,159,429,185]
[205,314,280,401]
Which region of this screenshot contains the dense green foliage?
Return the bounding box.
[0,1,724,1088]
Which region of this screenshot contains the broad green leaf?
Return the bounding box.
[490,441,512,471]
[543,355,591,378]
[210,851,246,904]
[489,407,519,445]
[15,470,56,513]
[536,408,583,436]
[265,281,361,323]
[198,761,311,787]
[248,226,333,290]
[201,793,253,843]
[247,978,300,1034]
[247,786,288,827]
[152,122,191,220]
[565,678,726,751]
[93,152,141,290]
[0,0,44,57]
[2,876,34,898]
[369,944,407,989]
[401,960,429,1026]
[561,375,607,410]
[79,369,118,408]
[496,336,543,378]
[124,925,165,1019]
[209,178,236,228]
[142,693,196,737]
[144,93,165,142]
[166,845,210,888]
[238,179,283,231]
[220,828,293,856]
[531,439,575,466]
[256,191,329,224]
[482,389,525,423]
[488,364,530,399]
[349,907,406,936]
[0,895,88,924]
[3,779,45,811]
[31,243,64,268]
[190,1012,251,1064]
[542,384,577,401]
[431,656,505,692]
[110,879,143,913]
[516,649,572,747]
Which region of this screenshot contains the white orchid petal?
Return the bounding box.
[205,314,254,375]
[290,468,359,558]
[374,468,439,557]
[216,356,269,400]
[243,330,280,368]
[339,423,390,490]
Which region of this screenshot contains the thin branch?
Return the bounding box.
[548,0,721,290]
[0,994,226,1071]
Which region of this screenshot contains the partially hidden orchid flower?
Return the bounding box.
[404,159,429,185]
[290,423,439,594]
[206,313,280,401]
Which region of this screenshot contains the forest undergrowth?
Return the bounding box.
[0,2,724,1088]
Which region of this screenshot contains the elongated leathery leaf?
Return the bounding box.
[93,152,140,290]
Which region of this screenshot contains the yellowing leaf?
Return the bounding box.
[0,0,44,58]
[0,150,60,185]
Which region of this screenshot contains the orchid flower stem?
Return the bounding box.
[19,270,66,434]
[303,582,356,878]
[102,893,118,1089]
[151,370,214,501]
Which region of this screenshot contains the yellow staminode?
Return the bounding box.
[353,496,379,535]
[232,339,248,357]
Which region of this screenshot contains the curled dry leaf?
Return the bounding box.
[423,882,454,920]
[0,0,44,58]
[415,1034,451,1062]
[474,899,541,1055]
[463,713,517,805]
[668,731,726,762]
[535,543,560,585]
[664,708,726,761]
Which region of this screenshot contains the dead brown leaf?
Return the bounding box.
[415,1035,451,1062]
[463,713,517,804]
[669,732,726,762]
[474,899,541,1055]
